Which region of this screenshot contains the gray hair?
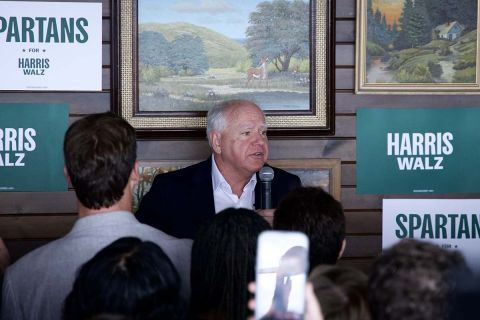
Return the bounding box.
[206,99,261,147]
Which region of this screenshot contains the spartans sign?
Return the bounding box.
[0,103,68,191]
[384,199,480,273]
[357,107,480,194]
[0,1,102,91]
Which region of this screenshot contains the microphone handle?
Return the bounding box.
[262,181,272,209]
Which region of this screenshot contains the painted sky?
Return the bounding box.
[138,0,264,39]
[372,0,403,26]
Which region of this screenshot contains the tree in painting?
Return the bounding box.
[168,34,209,76]
[246,0,309,72]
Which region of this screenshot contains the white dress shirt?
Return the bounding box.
[211,156,257,213]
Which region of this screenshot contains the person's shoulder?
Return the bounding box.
[136,223,193,248]
[4,236,67,280]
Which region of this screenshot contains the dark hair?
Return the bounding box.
[309,265,370,320]
[368,239,469,320]
[63,112,136,209]
[273,187,345,269]
[63,237,184,320]
[190,208,271,320]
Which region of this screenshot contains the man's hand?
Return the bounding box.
[256,209,275,226]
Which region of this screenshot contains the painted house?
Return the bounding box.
[433,21,465,41]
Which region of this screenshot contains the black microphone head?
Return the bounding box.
[259,166,274,182]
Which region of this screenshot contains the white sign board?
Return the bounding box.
[0,1,102,91]
[383,199,480,273]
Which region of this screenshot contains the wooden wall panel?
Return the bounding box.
[0,93,110,114]
[335,0,355,18]
[0,192,77,214]
[335,21,355,42]
[0,215,76,239]
[336,44,355,66]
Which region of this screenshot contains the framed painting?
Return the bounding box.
[355,0,480,94]
[133,158,341,212]
[113,0,335,139]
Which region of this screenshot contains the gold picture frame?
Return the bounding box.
[133,158,341,212]
[355,0,480,94]
[113,0,335,139]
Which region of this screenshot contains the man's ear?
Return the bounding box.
[130,161,140,185]
[63,165,71,183]
[211,131,222,154]
[338,238,347,260]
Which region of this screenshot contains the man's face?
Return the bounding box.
[213,103,269,179]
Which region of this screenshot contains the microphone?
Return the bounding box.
[259,166,274,209]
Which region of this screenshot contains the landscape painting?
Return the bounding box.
[356,0,480,93]
[137,0,311,111]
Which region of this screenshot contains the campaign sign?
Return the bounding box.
[357,107,480,194]
[0,103,68,191]
[383,199,480,273]
[0,1,102,91]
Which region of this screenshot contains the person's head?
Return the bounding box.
[63,112,137,210]
[63,237,184,320]
[309,265,370,320]
[369,239,469,320]
[273,187,346,269]
[191,208,271,320]
[207,99,268,180]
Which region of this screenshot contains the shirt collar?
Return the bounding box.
[211,155,257,192]
[71,211,136,233]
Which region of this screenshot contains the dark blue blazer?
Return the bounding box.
[136,157,301,239]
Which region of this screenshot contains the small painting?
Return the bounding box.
[356,0,480,93]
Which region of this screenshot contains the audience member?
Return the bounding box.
[63,237,185,320]
[190,208,271,320]
[309,265,370,320]
[273,187,346,270]
[1,112,192,320]
[368,239,469,320]
[136,99,300,238]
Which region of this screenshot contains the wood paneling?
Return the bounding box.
[336,44,355,66]
[336,0,356,18]
[0,192,77,214]
[0,215,76,239]
[335,21,355,43]
[0,93,110,114]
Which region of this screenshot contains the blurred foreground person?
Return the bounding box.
[274,187,346,271]
[63,237,185,320]
[309,265,370,320]
[190,208,270,320]
[368,239,470,320]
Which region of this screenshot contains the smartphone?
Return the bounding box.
[255,230,309,320]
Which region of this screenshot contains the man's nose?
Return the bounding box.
[252,131,267,144]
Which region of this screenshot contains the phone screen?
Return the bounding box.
[255,231,309,320]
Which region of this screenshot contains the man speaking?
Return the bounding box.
[136,99,300,239]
